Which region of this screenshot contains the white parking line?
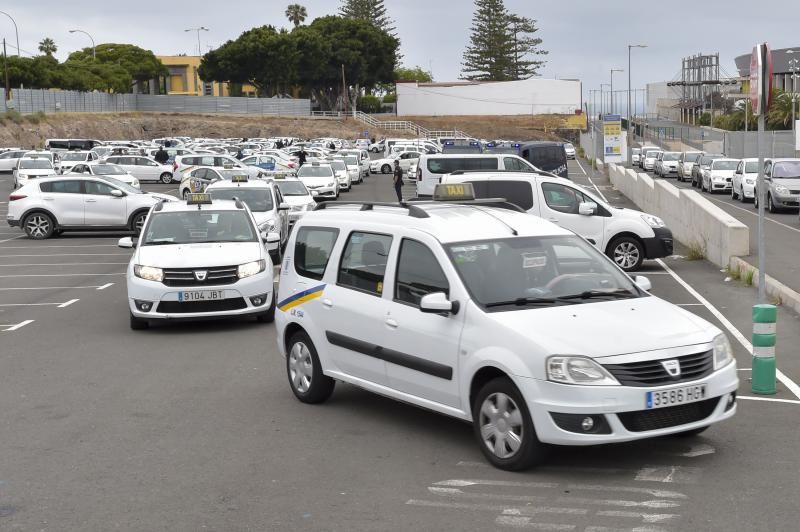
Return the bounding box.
[574,159,608,203]
[0,273,126,277]
[0,285,107,290]
[3,319,34,331]
[0,244,120,249]
[706,196,800,234]
[0,302,72,307]
[0,253,131,257]
[0,235,23,244]
[58,299,79,308]
[737,395,800,405]
[656,259,800,400]
[97,283,114,290]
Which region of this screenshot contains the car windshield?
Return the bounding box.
[713,160,738,170]
[685,153,702,163]
[61,152,88,161]
[663,153,680,161]
[142,210,257,245]
[773,161,800,178]
[645,151,659,158]
[298,166,333,178]
[208,188,274,212]
[329,160,346,171]
[19,159,53,169]
[92,164,127,175]
[102,177,142,194]
[446,235,641,310]
[275,180,309,196]
[745,161,760,173]
[343,156,358,166]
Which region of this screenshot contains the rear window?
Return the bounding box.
[467,180,534,211]
[427,157,497,174]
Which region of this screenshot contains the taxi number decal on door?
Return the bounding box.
[278,284,326,312]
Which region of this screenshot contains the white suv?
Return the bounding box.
[8,176,172,239]
[274,195,738,471]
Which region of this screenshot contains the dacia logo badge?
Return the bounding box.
[661,359,681,378]
[194,270,208,281]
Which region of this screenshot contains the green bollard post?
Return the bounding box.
[751,304,777,395]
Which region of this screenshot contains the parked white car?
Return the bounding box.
[66,162,141,189]
[731,158,759,202]
[700,158,738,194]
[296,162,339,199]
[371,151,423,175]
[105,155,174,184]
[274,178,318,226]
[0,149,29,172]
[13,157,58,188]
[55,150,102,174]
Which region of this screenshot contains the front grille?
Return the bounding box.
[603,350,713,387]
[790,189,800,194]
[156,298,247,314]
[162,266,238,287]
[618,397,721,432]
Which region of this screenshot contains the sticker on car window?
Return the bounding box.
[522,252,547,269]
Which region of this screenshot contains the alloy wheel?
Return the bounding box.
[26,215,50,238]
[614,242,640,270]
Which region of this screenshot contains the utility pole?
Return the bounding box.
[341,64,348,114]
[3,39,10,111]
[628,45,646,166]
[610,69,623,115]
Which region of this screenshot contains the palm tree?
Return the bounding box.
[285,4,308,28]
[766,90,794,130]
[38,37,57,57]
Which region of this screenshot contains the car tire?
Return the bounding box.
[130,211,147,235]
[130,312,149,330]
[159,172,173,184]
[472,377,547,471]
[754,192,759,209]
[256,295,276,323]
[731,185,738,200]
[23,212,55,240]
[768,193,778,213]
[182,189,190,200]
[607,236,644,272]
[270,247,282,267]
[286,330,335,404]
[381,164,392,174]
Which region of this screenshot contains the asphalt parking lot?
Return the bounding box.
[2,164,800,531]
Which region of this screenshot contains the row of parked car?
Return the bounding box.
[632,147,800,213]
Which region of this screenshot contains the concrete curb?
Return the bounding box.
[729,256,800,316]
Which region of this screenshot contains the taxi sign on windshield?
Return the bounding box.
[187,193,213,205]
[433,183,476,201]
[232,175,248,183]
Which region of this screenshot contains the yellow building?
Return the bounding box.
[157,55,257,97]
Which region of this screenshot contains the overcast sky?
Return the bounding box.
[4,0,797,108]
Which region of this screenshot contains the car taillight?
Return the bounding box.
[173,161,178,172]
[9,194,26,201]
[416,167,422,181]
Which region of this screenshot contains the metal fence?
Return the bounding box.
[723,130,798,159]
[1,89,311,116]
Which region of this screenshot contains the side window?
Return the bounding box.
[85,181,116,196]
[504,157,522,171]
[294,227,339,281]
[395,239,449,306]
[44,180,83,194]
[191,168,208,179]
[541,182,586,214]
[338,232,393,296]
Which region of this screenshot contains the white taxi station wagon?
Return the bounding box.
[274,185,738,471]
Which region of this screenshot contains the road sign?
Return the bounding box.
[750,44,773,116]
[602,114,623,162]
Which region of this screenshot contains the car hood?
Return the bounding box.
[710,170,735,177]
[299,175,333,185]
[281,195,312,206]
[490,296,714,358]
[773,177,800,188]
[136,242,262,268]
[18,169,56,176]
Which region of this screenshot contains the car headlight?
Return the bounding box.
[745,179,755,185]
[641,214,665,228]
[238,259,266,279]
[259,220,276,232]
[132,179,140,188]
[547,356,619,385]
[712,333,733,369]
[775,184,790,195]
[328,182,335,187]
[133,265,164,282]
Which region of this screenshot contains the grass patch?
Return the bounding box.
[25,111,46,124]
[0,110,24,124]
[727,264,741,280]
[743,268,755,286]
[577,146,586,159]
[686,240,706,261]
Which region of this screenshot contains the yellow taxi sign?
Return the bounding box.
[232,175,248,183]
[433,183,476,201]
[186,193,213,205]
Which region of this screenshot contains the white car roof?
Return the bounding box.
[443,171,567,183]
[302,203,573,244]
[156,198,247,213]
[205,179,272,190]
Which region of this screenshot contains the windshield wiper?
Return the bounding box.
[143,240,177,246]
[558,289,638,301]
[484,297,579,308]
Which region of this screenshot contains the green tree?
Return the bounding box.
[339,0,400,67]
[507,14,547,79]
[67,43,167,89]
[394,65,432,82]
[38,37,57,57]
[766,89,794,130]
[285,4,308,27]
[461,0,516,81]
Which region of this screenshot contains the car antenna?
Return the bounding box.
[472,206,518,236]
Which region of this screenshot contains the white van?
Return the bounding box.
[415,153,548,196]
[441,172,674,272]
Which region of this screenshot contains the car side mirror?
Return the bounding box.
[634,275,652,292]
[278,202,290,211]
[419,292,459,315]
[111,189,124,197]
[578,202,597,216]
[310,190,319,197]
[118,236,136,249]
[262,231,281,244]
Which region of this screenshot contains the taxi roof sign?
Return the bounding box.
[232,174,248,183]
[433,183,476,202]
[186,193,213,206]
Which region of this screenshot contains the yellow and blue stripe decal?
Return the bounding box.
[278,284,326,312]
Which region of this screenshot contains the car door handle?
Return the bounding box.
[548,218,559,223]
[85,199,97,203]
[322,299,333,308]
[42,196,54,201]
[385,318,398,329]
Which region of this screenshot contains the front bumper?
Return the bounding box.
[306,185,337,198]
[518,362,738,446]
[772,192,800,208]
[127,271,274,321]
[662,165,678,175]
[643,226,673,259]
[710,179,732,192]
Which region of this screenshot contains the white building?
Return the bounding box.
[646,82,682,120]
[396,78,581,116]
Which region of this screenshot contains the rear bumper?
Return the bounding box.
[643,227,673,259]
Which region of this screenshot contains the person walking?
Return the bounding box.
[393,160,404,203]
[154,146,169,164]
[297,147,308,167]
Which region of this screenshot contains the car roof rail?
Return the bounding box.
[405,197,526,213]
[313,201,430,218]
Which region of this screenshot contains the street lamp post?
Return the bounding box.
[628,44,647,165]
[610,68,624,115]
[69,29,95,59]
[185,27,209,57]
[787,50,798,135]
[600,83,611,115]
[0,11,19,57]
